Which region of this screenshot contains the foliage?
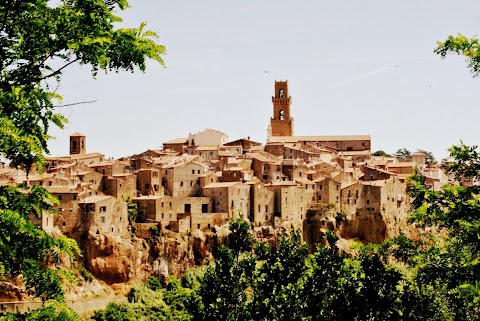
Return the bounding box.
[227,216,252,258]
[145,275,163,291]
[92,280,194,321]
[0,0,166,171]
[416,149,437,166]
[406,142,480,319]
[0,300,80,321]
[372,150,391,157]
[0,185,80,301]
[435,33,480,77]
[0,0,164,303]
[394,148,412,161]
[335,212,345,224]
[124,196,138,223]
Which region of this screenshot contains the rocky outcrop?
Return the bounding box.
[82,232,135,284]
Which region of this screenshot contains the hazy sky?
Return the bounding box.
[48,0,480,161]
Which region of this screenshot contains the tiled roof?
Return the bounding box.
[269,135,371,143]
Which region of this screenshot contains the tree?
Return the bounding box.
[227,216,252,259]
[372,150,391,157]
[0,0,165,302]
[435,33,480,77]
[0,0,165,171]
[407,142,480,319]
[416,149,437,166]
[394,148,412,160]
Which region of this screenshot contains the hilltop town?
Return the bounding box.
[0,81,452,288]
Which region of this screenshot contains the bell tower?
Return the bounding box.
[269,80,294,137]
[70,132,86,155]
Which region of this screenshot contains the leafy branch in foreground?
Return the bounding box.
[435,33,480,77]
[0,0,166,172]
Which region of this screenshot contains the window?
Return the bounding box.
[279,110,284,120]
[162,202,164,207]
[197,170,200,174]
[192,170,195,174]
[184,204,191,213]
[58,195,62,201]
[348,190,351,197]
[210,151,213,156]
[279,89,284,97]
[100,206,107,212]
[367,200,370,205]
[101,216,105,223]
[258,205,261,212]
[162,213,164,219]
[202,204,208,213]
[265,205,268,212]
[180,181,183,187]
[197,224,200,229]
[190,181,193,186]
[231,200,234,208]
[153,172,158,178]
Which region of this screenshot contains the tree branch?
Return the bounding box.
[36,57,80,81]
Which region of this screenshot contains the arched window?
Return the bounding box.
[279,110,284,120]
[279,89,284,97]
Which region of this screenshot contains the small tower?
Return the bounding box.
[269,80,294,137]
[70,132,86,155]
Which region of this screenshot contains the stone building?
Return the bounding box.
[188,128,228,147]
[162,161,208,197]
[78,195,128,238]
[248,181,275,227]
[202,182,250,220]
[136,168,162,195]
[268,182,306,227]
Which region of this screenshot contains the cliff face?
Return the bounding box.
[303,207,419,249]
[78,224,233,285]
